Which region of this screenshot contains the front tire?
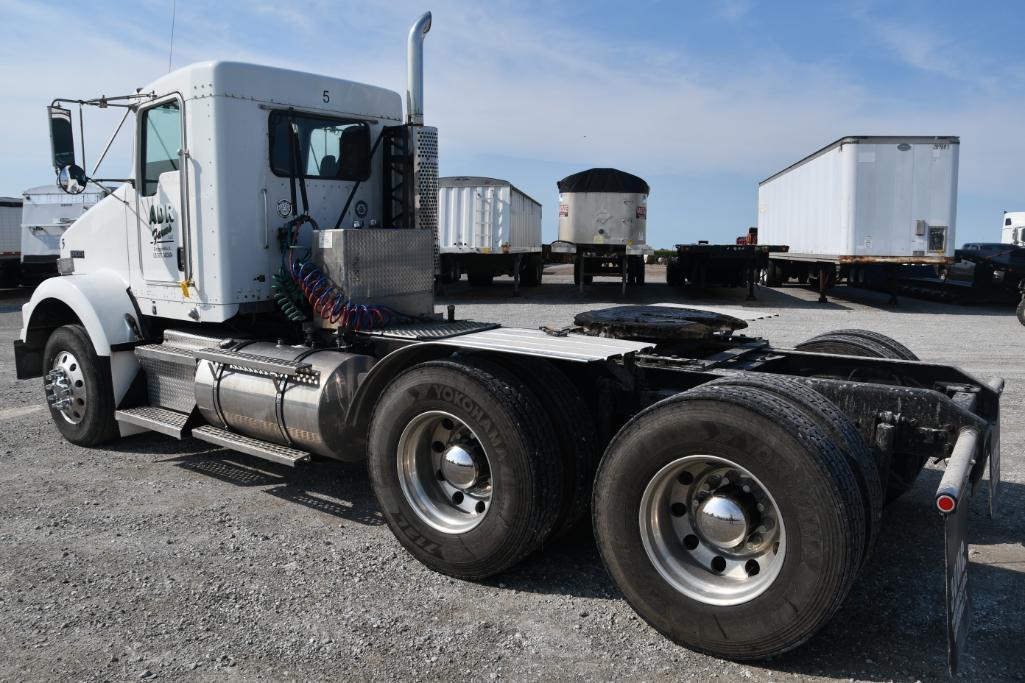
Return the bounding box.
[42,324,118,447]
[593,384,864,660]
[368,360,563,579]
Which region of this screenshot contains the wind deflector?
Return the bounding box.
[557,168,650,194]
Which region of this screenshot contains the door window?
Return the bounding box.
[140,101,182,197]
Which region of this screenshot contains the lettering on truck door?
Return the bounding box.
[136,97,187,285]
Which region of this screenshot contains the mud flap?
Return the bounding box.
[935,422,1001,675]
[943,490,970,675]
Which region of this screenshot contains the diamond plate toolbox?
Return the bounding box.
[311,229,436,328]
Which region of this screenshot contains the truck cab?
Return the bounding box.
[1001,211,1025,246]
[58,62,403,324]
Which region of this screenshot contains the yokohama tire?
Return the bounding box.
[794,329,925,503]
[707,374,882,566]
[593,384,864,660]
[368,360,563,579]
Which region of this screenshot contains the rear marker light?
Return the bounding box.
[936,494,956,513]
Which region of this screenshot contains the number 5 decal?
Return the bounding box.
[322,90,330,103]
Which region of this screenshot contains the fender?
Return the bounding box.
[19,269,143,403]
[345,343,459,435]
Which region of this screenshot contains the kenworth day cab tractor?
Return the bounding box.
[14,13,1002,674]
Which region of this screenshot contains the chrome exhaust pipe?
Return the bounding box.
[406,11,432,125]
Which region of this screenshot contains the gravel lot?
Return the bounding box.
[1,264,1022,681]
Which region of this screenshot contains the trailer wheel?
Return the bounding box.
[467,267,493,287]
[368,360,563,579]
[573,258,592,285]
[763,261,784,287]
[42,324,119,447]
[593,384,864,660]
[519,255,543,287]
[666,258,685,287]
[794,329,925,503]
[707,374,881,566]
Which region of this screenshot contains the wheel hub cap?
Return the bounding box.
[45,351,87,424]
[695,495,749,548]
[441,445,479,490]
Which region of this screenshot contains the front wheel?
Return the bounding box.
[593,384,864,660]
[42,324,118,446]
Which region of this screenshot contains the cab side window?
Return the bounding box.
[140,101,182,197]
[268,111,370,181]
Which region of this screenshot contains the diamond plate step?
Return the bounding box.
[115,406,190,438]
[191,425,310,467]
[194,348,319,380]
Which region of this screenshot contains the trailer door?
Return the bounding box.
[135,96,189,286]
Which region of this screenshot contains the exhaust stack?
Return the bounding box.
[406,11,432,125]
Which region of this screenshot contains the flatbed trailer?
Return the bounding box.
[12,15,1005,674]
[667,242,789,300]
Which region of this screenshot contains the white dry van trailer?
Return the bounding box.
[437,176,543,289]
[550,168,652,293]
[758,136,960,302]
[14,14,1003,674]
[0,197,24,287]
[21,183,106,283]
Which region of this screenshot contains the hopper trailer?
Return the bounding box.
[13,14,1002,674]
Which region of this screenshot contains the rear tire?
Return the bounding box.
[795,329,924,503]
[593,384,864,660]
[519,255,543,287]
[368,360,563,579]
[466,356,599,539]
[467,268,493,287]
[707,374,882,566]
[42,324,119,447]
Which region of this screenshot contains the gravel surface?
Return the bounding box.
[0,265,1022,681]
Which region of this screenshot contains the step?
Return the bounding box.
[191,425,311,467]
[115,406,191,438]
[194,348,319,380]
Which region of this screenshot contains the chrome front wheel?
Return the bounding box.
[45,350,88,425]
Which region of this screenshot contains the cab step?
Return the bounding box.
[191,425,311,467]
[115,406,191,438]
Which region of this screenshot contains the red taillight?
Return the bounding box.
[936,494,956,513]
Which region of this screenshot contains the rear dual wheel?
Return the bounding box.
[368,359,566,579]
[593,383,865,660]
[795,328,924,503]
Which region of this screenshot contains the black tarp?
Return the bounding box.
[557,168,649,194]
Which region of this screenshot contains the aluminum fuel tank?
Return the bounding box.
[195,342,374,460]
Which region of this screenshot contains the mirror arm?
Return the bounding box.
[91,107,132,176]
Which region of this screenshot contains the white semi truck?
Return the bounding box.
[1002,211,1025,246]
[14,13,1002,673]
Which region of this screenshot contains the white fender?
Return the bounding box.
[21,269,142,403]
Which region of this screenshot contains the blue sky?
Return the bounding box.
[2,0,1023,247]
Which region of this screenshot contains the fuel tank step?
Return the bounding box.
[115,406,191,438]
[191,425,311,467]
[194,348,320,380]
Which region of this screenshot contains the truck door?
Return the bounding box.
[136,96,187,285]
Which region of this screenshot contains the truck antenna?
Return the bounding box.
[167,0,177,73]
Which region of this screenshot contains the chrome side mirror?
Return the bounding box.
[57,164,87,195]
